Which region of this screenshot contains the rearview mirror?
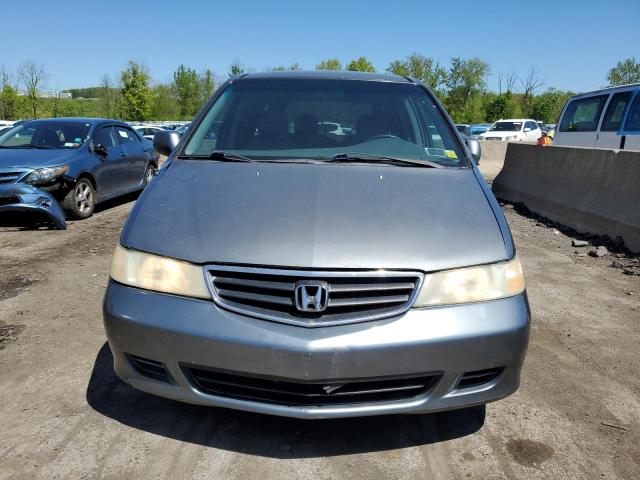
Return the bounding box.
[153,130,180,157]
[465,137,481,164]
[93,143,108,157]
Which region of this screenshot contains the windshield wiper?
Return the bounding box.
[330,152,443,168]
[179,151,255,162]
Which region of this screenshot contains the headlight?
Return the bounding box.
[505,135,519,141]
[110,244,210,299]
[413,256,525,307]
[24,165,68,185]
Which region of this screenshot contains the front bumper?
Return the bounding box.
[0,184,66,229]
[103,281,530,419]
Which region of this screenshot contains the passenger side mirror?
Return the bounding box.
[523,127,532,132]
[153,130,180,157]
[465,137,481,164]
[93,143,108,157]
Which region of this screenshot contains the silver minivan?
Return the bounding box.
[103,71,530,419]
[554,83,640,150]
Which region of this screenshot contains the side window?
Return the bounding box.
[623,94,640,132]
[525,121,537,130]
[93,126,117,148]
[115,126,141,144]
[559,95,608,132]
[601,92,632,132]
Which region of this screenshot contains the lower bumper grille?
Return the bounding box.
[128,354,172,383]
[185,366,440,406]
[456,368,503,389]
[0,196,20,206]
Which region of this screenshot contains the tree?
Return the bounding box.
[486,92,515,122]
[271,63,301,72]
[173,64,200,118]
[199,69,215,105]
[497,72,517,95]
[606,58,640,86]
[17,60,49,118]
[520,68,544,118]
[98,74,120,118]
[386,53,447,93]
[531,88,573,123]
[316,59,342,71]
[346,57,376,72]
[445,57,490,118]
[229,62,245,76]
[151,84,180,119]
[0,85,19,120]
[119,61,152,121]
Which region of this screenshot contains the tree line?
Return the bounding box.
[1,56,639,124]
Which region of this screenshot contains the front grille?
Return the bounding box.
[0,196,20,206]
[185,366,440,406]
[0,171,25,184]
[206,266,423,326]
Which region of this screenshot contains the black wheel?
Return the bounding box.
[62,178,96,219]
[143,164,157,187]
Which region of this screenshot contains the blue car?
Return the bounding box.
[0,118,157,228]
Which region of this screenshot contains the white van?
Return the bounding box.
[554,83,640,151]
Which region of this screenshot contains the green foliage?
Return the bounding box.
[151,84,180,120]
[485,92,516,122]
[173,64,201,118]
[316,59,342,71]
[0,85,20,120]
[67,87,106,99]
[229,62,245,76]
[346,57,376,72]
[386,53,447,93]
[531,88,573,123]
[444,57,490,120]
[606,58,640,86]
[271,63,301,72]
[199,69,215,103]
[119,61,152,121]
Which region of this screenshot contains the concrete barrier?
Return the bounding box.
[493,143,640,252]
[478,141,508,181]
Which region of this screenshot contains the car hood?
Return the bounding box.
[122,160,507,271]
[0,147,81,169]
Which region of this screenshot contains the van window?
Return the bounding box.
[559,95,608,132]
[624,94,640,132]
[601,92,632,132]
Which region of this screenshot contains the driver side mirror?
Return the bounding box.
[153,130,180,157]
[93,143,108,157]
[465,137,481,164]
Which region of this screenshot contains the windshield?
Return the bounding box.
[0,121,91,149]
[183,78,466,167]
[489,121,522,132]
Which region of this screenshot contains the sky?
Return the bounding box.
[1,0,638,94]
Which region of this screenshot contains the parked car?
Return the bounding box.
[103,71,529,419]
[175,122,191,136]
[464,124,491,138]
[0,118,157,227]
[134,125,165,140]
[455,123,470,134]
[479,119,542,142]
[553,83,640,150]
[0,120,15,130]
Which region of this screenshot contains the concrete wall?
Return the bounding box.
[493,143,640,252]
[478,141,509,181]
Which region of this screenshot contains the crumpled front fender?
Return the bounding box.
[0,184,67,230]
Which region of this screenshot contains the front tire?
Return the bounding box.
[143,164,157,187]
[62,178,96,219]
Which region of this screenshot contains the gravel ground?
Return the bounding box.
[1,188,639,479]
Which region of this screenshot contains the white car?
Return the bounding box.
[479,119,542,142]
[553,83,640,151]
[134,126,165,141]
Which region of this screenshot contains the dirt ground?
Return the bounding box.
[1,188,639,480]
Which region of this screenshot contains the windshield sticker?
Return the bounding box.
[118,130,128,138]
[64,142,79,147]
[425,148,447,158]
[444,150,458,159]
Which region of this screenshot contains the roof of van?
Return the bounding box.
[569,83,640,100]
[235,70,412,84]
